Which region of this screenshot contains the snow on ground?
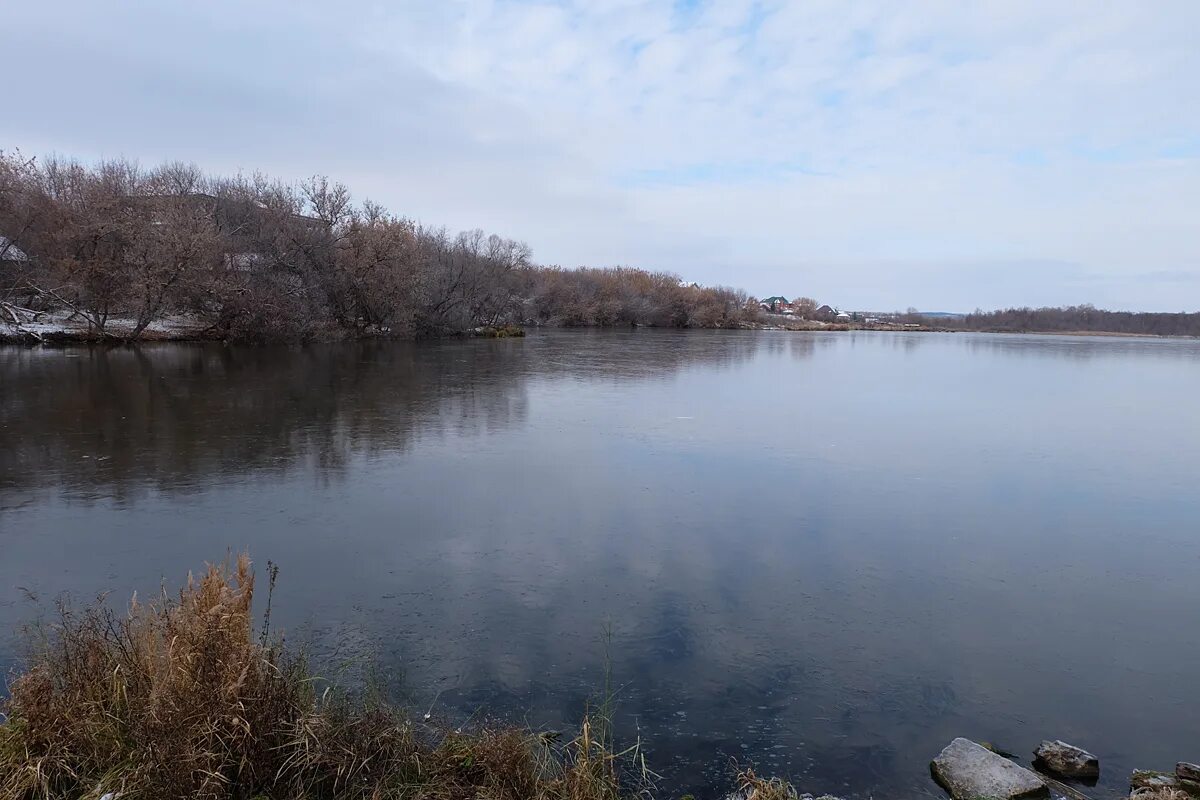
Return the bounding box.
[1,310,208,341]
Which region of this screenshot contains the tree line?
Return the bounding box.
[0,152,760,341]
[925,305,1200,337]
[511,266,753,328]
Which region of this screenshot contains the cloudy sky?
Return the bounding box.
[5,1,1198,311]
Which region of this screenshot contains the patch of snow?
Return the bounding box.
[2,310,207,340]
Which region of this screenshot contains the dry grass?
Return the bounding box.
[0,556,648,800]
[1132,790,1192,800]
[731,768,799,800]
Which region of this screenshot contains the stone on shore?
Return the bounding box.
[932,738,1049,800]
[1033,740,1099,779]
[1131,769,1200,798]
[1180,763,1200,783]
[1132,770,1176,790]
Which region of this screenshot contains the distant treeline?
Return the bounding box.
[928,306,1200,337]
[512,266,752,329]
[0,152,759,341]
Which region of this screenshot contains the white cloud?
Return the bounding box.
[3,0,1198,310]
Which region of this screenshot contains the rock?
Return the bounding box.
[1033,740,1099,779]
[1181,763,1200,783]
[1132,771,1179,791]
[932,738,1049,800]
[1131,769,1200,799]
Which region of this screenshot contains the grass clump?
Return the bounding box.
[0,555,642,800]
[1133,791,1193,800]
[731,768,799,800]
[730,769,843,800]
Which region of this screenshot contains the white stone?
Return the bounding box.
[932,738,1049,800]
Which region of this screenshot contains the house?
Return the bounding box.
[129,193,330,273]
[759,295,790,313]
[812,304,837,321]
[0,236,29,263]
[133,193,327,238]
[811,304,852,322]
[0,235,30,289]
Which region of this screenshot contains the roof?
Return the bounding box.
[761,295,789,304]
[0,236,29,261]
[131,193,328,227]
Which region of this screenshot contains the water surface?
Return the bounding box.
[2,330,1198,798]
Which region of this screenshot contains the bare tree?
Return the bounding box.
[793,297,818,318]
[124,197,222,339]
[2,151,778,341]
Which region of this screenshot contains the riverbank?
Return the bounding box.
[0,313,942,344]
[0,310,528,345]
[1,557,1194,800]
[0,556,651,800]
[0,556,848,800]
[8,310,1195,345]
[0,311,214,344]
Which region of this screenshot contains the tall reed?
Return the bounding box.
[0,555,655,800]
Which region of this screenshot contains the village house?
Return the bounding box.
[759,295,792,314]
[810,304,853,322]
[0,235,29,264]
[0,235,30,288]
[758,295,856,321]
[128,193,330,273]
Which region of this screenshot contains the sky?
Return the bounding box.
[4,1,1199,312]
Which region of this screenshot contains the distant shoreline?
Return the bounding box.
[5,318,1198,345]
[754,318,1199,340]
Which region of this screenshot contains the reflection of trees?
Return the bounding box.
[955,306,1200,337]
[1,341,524,502]
[0,331,775,502]
[958,331,1200,362]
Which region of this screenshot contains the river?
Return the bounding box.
[1,330,1198,798]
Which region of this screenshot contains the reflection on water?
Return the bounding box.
[2,330,1199,799]
[0,332,779,503]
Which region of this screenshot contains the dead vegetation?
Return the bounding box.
[1133,791,1193,800]
[0,151,760,343]
[0,555,653,800]
[731,768,800,800]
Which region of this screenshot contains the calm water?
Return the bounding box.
[2,330,1198,798]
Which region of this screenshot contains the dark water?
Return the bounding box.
[2,330,1198,798]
